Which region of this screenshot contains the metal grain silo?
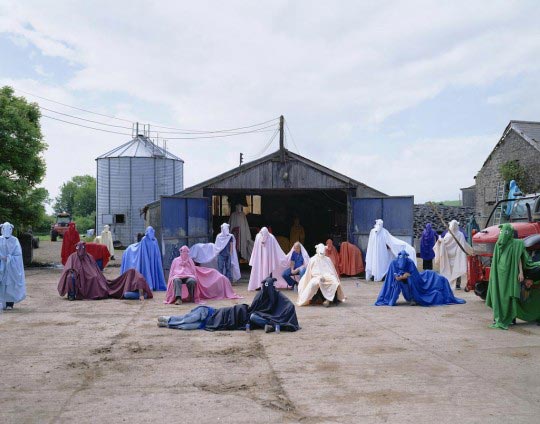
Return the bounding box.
[96,135,184,246]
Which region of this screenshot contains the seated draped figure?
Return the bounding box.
[164,245,241,305]
[375,250,466,307]
[297,243,345,307]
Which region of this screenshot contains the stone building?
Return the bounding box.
[472,120,540,226]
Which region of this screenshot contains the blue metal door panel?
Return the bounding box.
[160,196,210,270]
[351,196,414,253]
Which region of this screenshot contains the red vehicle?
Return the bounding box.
[466,195,540,299]
[51,212,72,241]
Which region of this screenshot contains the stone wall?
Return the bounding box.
[474,130,540,227]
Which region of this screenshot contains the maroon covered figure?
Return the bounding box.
[58,242,152,300]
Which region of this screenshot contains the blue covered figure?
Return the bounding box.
[419,223,437,270]
[505,180,522,216]
[0,222,26,310]
[375,250,466,306]
[121,226,166,291]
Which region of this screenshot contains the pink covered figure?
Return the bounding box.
[248,227,291,291]
[165,246,242,304]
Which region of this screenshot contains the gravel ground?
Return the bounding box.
[2,241,540,423]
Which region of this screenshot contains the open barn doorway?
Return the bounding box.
[209,189,349,259]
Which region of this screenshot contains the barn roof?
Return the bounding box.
[97,135,184,161]
[174,147,385,197]
[480,120,540,169]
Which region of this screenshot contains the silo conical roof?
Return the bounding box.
[96,135,184,161]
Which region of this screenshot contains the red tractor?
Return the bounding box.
[50,212,73,241]
[466,195,540,299]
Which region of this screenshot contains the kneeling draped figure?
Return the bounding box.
[375,250,465,306]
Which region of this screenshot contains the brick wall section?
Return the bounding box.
[475,129,540,226]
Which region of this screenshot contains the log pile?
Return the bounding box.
[414,204,475,238]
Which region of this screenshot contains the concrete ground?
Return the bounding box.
[1,241,540,423]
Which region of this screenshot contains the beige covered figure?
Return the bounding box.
[95,225,115,260]
[229,204,254,260]
[289,217,305,248]
[433,220,473,289]
[297,243,345,307]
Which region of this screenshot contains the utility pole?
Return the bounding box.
[279,115,285,162]
[239,152,244,166]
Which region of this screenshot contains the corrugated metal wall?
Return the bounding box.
[96,157,183,246]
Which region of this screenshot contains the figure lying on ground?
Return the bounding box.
[375,250,466,306]
[158,277,300,333]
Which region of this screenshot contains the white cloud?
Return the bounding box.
[0,0,539,209]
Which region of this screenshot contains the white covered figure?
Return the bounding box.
[229,204,254,260]
[248,227,289,291]
[0,222,26,310]
[433,220,473,289]
[189,223,241,282]
[95,224,115,259]
[297,243,345,307]
[365,219,417,282]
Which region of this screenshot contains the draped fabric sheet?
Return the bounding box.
[228,205,254,260]
[121,226,166,291]
[58,242,153,300]
[189,224,241,282]
[338,242,364,276]
[0,222,26,308]
[249,277,300,331]
[433,220,473,288]
[95,225,115,258]
[172,277,300,331]
[505,180,521,216]
[325,239,340,272]
[365,219,417,282]
[297,244,345,306]
[375,251,465,306]
[61,222,80,265]
[165,246,242,304]
[248,227,290,290]
[486,223,540,329]
[420,223,437,261]
[85,242,110,268]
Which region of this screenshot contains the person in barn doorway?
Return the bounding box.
[289,217,305,247]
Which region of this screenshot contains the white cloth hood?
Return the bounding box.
[1,222,14,237]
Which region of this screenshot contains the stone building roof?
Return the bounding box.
[481,120,540,169]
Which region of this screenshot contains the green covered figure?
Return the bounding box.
[486,223,540,330]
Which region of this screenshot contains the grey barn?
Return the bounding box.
[144,146,414,269]
[471,120,540,226]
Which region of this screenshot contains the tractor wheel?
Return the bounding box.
[51,230,58,242]
[474,281,488,300]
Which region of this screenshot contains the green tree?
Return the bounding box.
[0,86,48,229]
[54,175,96,216]
[499,160,531,193]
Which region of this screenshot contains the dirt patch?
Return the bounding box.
[360,389,411,406]
[363,346,407,354]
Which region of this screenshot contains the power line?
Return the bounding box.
[39,106,134,130]
[42,114,278,140]
[251,129,279,158]
[285,121,301,155]
[16,87,280,135]
[41,114,133,136]
[16,88,134,123]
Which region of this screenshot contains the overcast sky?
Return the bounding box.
[1,1,540,209]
